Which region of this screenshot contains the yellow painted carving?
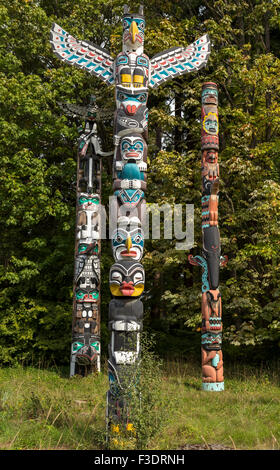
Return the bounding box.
[126,235,132,252]
[202,111,219,134]
[129,21,139,43]
[133,75,144,85]
[121,74,132,84]
[110,283,144,297]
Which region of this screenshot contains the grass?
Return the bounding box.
[0,360,279,450]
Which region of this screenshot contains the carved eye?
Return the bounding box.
[134,234,142,244]
[78,244,87,253]
[122,141,130,151]
[111,271,122,284]
[72,342,83,353]
[134,142,143,151]
[138,22,145,31]
[123,20,129,29]
[138,94,146,103]
[76,290,85,300]
[118,93,126,101]
[116,234,123,243]
[133,271,143,284]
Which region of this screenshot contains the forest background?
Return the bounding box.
[0,0,280,369]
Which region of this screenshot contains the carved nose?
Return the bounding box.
[126,104,136,115]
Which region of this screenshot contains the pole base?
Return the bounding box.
[202,382,224,391]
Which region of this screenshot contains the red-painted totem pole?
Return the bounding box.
[189,83,227,391]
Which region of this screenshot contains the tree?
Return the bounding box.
[0,0,279,365]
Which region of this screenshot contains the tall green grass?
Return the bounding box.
[0,359,279,450]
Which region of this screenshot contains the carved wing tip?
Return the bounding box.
[50,22,61,34]
[203,34,211,53]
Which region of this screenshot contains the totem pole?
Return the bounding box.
[60,97,113,376]
[50,5,210,429]
[189,83,227,391]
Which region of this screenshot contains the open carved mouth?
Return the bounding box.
[76,353,95,364]
[120,249,137,257]
[125,152,140,159]
[82,294,98,303]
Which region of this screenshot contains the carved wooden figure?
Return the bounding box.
[189,82,227,391]
[61,97,113,377]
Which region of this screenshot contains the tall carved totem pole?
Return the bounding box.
[50,5,210,428]
[60,97,113,376]
[189,83,227,391]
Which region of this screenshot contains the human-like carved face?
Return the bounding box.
[202,85,218,106]
[112,226,144,261]
[120,135,146,162]
[202,111,218,135]
[109,260,145,297]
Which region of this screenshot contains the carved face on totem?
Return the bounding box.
[78,193,100,210]
[76,265,99,290]
[109,260,145,297]
[120,134,147,162]
[115,93,148,137]
[202,111,218,135]
[201,331,222,351]
[122,7,145,53]
[116,88,148,116]
[201,83,218,106]
[75,287,99,303]
[112,225,144,261]
[71,338,100,364]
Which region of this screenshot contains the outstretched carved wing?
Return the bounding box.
[58,102,88,119]
[50,23,115,86]
[149,34,211,89]
[58,102,114,121]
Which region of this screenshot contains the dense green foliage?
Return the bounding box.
[0,0,279,365]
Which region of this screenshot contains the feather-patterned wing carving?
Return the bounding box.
[74,255,86,282]
[58,102,114,121]
[50,23,115,86]
[149,34,211,89]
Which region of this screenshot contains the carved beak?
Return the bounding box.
[129,21,139,43]
[126,235,132,252]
